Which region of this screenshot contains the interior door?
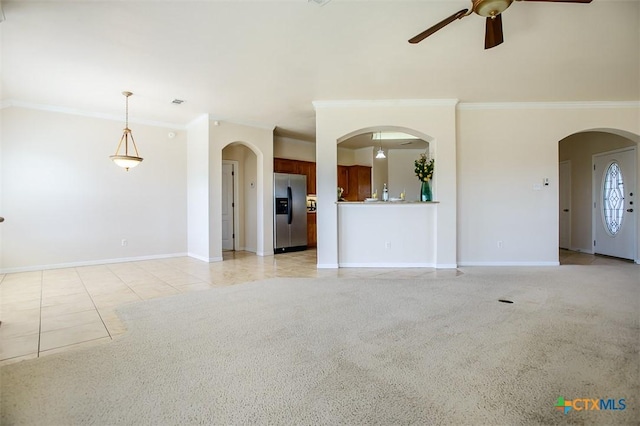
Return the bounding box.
[559,161,571,249]
[221,162,235,251]
[593,147,637,259]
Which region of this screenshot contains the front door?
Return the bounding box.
[593,147,637,260]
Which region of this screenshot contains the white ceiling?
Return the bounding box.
[1,0,639,141]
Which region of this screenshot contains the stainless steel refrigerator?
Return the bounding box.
[274,173,307,253]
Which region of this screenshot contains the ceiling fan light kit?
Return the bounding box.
[474,0,512,17]
[409,0,592,50]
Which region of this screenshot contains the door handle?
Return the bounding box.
[627,209,634,212]
[563,209,569,212]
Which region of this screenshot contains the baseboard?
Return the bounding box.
[458,261,560,267]
[317,263,339,269]
[0,252,188,274]
[435,263,458,269]
[187,253,209,262]
[187,253,223,263]
[339,262,436,268]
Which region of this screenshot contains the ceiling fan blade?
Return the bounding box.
[485,15,504,49]
[516,0,592,3]
[408,9,468,44]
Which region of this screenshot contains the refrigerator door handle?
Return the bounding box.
[287,186,293,225]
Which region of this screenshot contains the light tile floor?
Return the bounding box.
[0,249,630,364]
[558,248,636,266]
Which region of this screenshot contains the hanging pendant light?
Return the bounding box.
[110,91,143,171]
[375,132,386,159]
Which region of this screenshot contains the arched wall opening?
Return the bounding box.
[558,129,639,263]
[222,142,259,254]
[313,100,458,269]
[337,126,433,203]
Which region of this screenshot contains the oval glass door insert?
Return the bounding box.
[602,161,625,236]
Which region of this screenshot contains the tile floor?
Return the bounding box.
[558,248,636,266]
[0,249,631,365]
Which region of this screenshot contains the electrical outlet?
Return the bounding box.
[497,241,503,248]
[121,239,128,247]
[385,241,391,249]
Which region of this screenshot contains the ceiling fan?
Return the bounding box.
[408,0,592,50]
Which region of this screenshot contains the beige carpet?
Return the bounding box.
[1,265,638,425]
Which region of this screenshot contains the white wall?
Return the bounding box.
[353,147,372,167]
[559,131,636,253]
[273,136,315,162]
[244,151,258,252]
[457,103,640,265]
[338,204,436,267]
[372,154,388,200]
[2,107,188,272]
[388,148,425,201]
[187,114,212,261]
[337,147,355,166]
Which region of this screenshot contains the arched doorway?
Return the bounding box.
[222,142,259,255]
[558,129,639,263]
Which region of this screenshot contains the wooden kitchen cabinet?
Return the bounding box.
[307,212,317,247]
[274,158,298,174]
[274,158,316,195]
[307,163,316,195]
[337,165,349,197]
[274,158,368,200]
[345,165,371,201]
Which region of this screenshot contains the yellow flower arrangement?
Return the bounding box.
[414,153,434,182]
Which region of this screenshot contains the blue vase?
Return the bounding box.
[420,180,432,202]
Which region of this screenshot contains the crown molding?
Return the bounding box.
[1,99,186,129]
[186,113,210,128]
[457,101,640,110]
[209,116,276,132]
[312,99,459,110]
